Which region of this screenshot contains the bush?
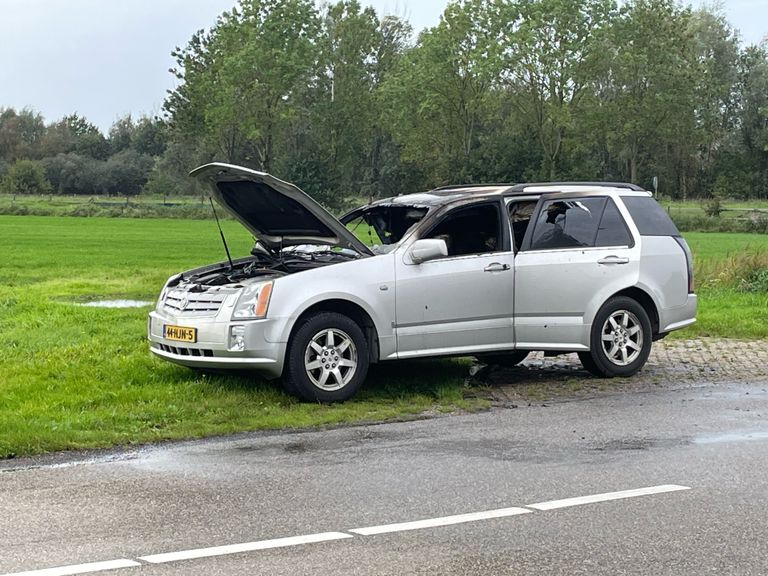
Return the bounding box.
[739,268,768,292]
[695,249,768,291]
[1,159,52,194]
[703,197,724,217]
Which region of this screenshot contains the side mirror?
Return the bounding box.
[408,238,448,264]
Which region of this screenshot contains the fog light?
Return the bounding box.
[229,325,246,351]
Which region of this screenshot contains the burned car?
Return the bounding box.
[148,163,697,402]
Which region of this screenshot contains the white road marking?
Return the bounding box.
[2,484,693,574]
[349,506,532,536]
[0,559,140,576]
[138,532,353,564]
[526,484,691,511]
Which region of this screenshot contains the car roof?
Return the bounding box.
[366,181,647,209]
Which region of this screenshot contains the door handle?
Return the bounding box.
[484,262,511,272]
[597,256,630,265]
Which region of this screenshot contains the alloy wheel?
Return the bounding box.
[600,309,644,366]
[304,328,358,391]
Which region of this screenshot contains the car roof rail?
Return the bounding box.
[431,183,515,191]
[507,181,646,192]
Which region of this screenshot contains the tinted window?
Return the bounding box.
[595,199,633,247]
[425,203,501,256]
[622,196,679,236]
[530,198,606,250]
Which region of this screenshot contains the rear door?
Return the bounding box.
[513,195,640,349]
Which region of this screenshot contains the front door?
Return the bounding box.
[394,201,515,357]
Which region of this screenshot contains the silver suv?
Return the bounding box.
[148,163,696,402]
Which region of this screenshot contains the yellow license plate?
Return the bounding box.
[164,325,197,343]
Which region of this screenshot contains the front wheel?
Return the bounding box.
[283,312,369,402]
[580,296,652,378]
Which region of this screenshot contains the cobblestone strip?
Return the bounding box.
[482,338,768,401]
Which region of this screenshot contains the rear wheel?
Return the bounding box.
[283,312,369,402]
[476,350,529,367]
[581,297,652,378]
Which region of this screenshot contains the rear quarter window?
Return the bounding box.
[621,196,680,236]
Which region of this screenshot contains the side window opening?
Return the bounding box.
[508,200,537,251]
[529,197,607,250]
[595,199,633,247]
[424,203,502,257]
[621,196,680,236]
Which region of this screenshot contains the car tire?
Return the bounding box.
[581,296,652,378]
[476,351,529,367]
[283,312,369,402]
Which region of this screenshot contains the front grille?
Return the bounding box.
[157,343,214,357]
[163,290,226,314]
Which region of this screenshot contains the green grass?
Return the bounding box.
[0,215,481,458]
[675,232,768,339]
[1,217,766,458]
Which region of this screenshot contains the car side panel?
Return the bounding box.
[393,251,516,357]
[265,254,398,360]
[513,246,641,349]
[636,236,697,331]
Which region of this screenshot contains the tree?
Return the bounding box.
[62,114,110,160]
[108,115,135,154]
[0,108,46,161]
[42,153,99,195]
[1,159,51,194]
[131,117,167,157]
[280,1,412,205]
[498,0,616,180]
[165,0,321,170]
[592,0,698,192]
[381,0,505,184]
[736,45,768,197]
[94,149,155,196]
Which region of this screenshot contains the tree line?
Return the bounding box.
[3,0,768,207]
[0,111,167,197]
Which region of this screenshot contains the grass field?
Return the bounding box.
[1,215,766,457]
[683,232,768,339]
[0,215,480,458]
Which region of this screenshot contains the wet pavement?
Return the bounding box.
[2,363,768,574]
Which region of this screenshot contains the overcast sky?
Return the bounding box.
[1,0,765,133]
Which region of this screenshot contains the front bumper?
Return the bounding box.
[147,311,287,379]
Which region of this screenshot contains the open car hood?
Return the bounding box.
[191,163,373,256]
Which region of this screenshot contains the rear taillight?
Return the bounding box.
[674,236,694,294]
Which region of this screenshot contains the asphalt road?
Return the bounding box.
[2,379,768,575]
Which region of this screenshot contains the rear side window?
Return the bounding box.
[621,196,679,236]
[595,199,633,247]
[529,198,606,250]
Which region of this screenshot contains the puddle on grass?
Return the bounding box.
[73,299,152,308]
[694,431,768,445]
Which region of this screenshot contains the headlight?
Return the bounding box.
[232,281,273,320]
